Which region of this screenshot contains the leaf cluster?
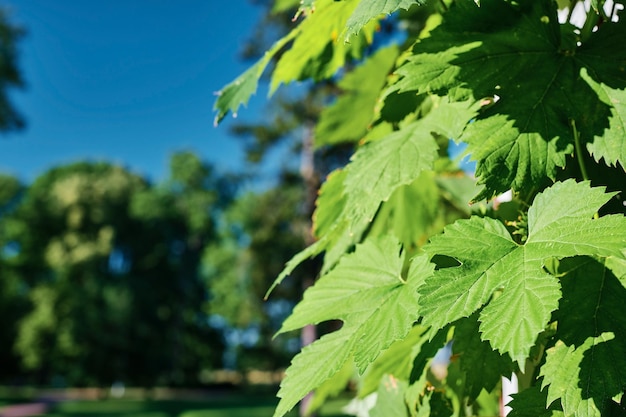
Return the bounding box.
[215,0,626,415]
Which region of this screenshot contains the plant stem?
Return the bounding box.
[580,4,599,42]
[566,0,577,23]
[571,119,589,181]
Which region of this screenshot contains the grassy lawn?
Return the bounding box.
[0,392,350,417]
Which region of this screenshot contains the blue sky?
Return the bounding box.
[0,1,276,184]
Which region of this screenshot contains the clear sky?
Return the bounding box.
[0,1,274,184]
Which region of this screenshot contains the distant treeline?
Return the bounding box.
[0,152,307,387]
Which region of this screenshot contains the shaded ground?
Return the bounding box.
[0,389,349,417]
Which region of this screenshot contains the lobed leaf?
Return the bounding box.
[213,30,297,125]
[453,314,515,401]
[541,334,626,416]
[270,0,375,93]
[419,180,626,366]
[274,236,434,417]
[343,99,476,234]
[344,0,421,40]
[391,0,626,199]
[315,45,399,148]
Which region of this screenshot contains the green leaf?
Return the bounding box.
[453,314,515,401]
[344,0,420,40]
[577,19,626,169]
[581,69,626,168]
[273,237,435,417]
[273,327,355,417]
[359,325,429,397]
[311,168,369,273]
[312,169,347,239]
[553,257,626,349]
[368,172,442,249]
[270,0,375,92]
[315,45,399,148]
[370,375,410,417]
[306,359,354,416]
[419,180,626,365]
[392,0,626,199]
[541,334,626,416]
[213,30,297,125]
[265,237,326,298]
[343,99,476,233]
[507,386,564,417]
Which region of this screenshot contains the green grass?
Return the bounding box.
[0,393,350,417]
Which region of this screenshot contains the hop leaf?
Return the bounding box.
[392,0,626,199]
[273,236,434,417]
[419,180,625,365]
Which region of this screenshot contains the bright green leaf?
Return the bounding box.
[273,327,356,417]
[273,237,434,417]
[315,45,399,148]
[370,374,410,417]
[419,180,626,365]
[392,0,626,199]
[541,334,626,416]
[271,0,374,92]
[313,169,347,239]
[344,99,476,232]
[344,0,420,40]
[213,30,297,125]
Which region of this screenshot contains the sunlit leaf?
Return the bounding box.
[419,180,626,365]
[541,334,626,416]
[271,0,375,92]
[370,374,409,417]
[273,237,434,417]
[213,30,297,125]
[344,0,421,40]
[315,45,399,148]
[392,0,626,199]
[344,99,476,233]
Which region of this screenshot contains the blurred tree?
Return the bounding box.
[0,174,28,381]
[9,154,229,387]
[0,6,25,131]
[10,162,146,385]
[129,151,233,385]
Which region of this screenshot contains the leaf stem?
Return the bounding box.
[571,119,589,181]
[580,4,599,42]
[566,0,577,24]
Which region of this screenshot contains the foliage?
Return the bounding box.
[0,7,25,131]
[215,0,626,416]
[2,154,227,386]
[202,177,309,369]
